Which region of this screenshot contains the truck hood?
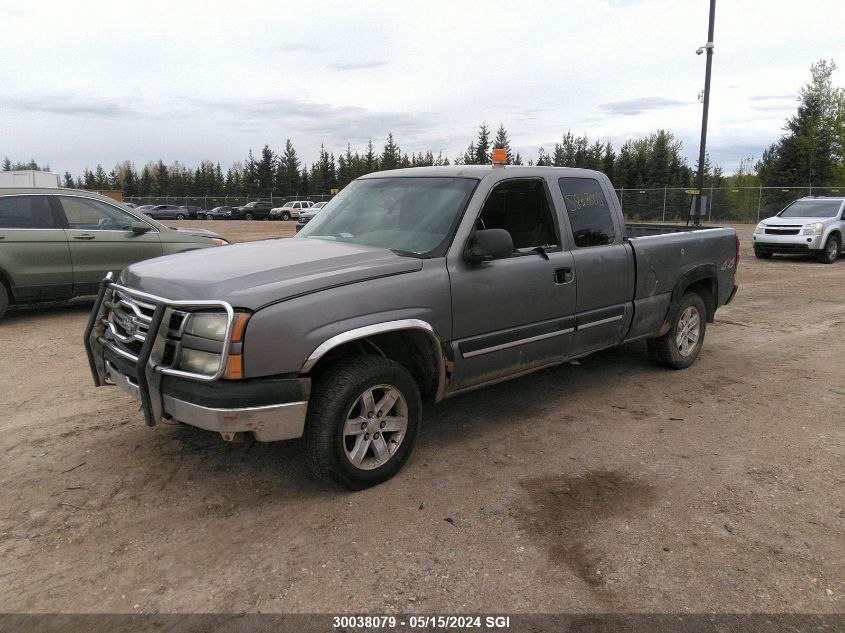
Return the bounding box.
[119,238,423,310]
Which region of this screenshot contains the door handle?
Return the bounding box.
[555,267,574,284]
[73,234,96,240]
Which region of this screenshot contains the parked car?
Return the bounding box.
[753,196,844,263]
[144,204,189,220]
[202,205,243,220]
[135,204,154,214]
[179,205,204,220]
[295,205,323,232]
[86,166,739,489]
[234,201,273,220]
[124,202,138,209]
[0,188,229,320]
[270,200,313,221]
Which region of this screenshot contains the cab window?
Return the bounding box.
[0,195,57,229]
[476,179,560,253]
[558,177,617,247]
[59,196,141,231]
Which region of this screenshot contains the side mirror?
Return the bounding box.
[465,228,513,263]
[131,222,151,234]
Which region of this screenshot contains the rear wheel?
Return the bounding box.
[648,292,707,369]
[754,249,772,259]
[817,235,840,264]
[206,214,214,220]
[176,213,186,220]
[304,355,421,490]
[244,212,254,221]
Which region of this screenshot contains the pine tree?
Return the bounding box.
[364,139,379,173]
[381,133,401,170]
[535,147,551,166]
[473,124,492,165]
[2,157,11,171]
[276,140,302,197]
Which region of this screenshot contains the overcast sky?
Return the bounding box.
[1,0,843,177]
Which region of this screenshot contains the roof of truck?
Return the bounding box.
[358,165,606,180]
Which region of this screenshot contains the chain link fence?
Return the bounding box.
[125,186,845,223]
[614,185,845,223]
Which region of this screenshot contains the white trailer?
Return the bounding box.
[0,170,61,188]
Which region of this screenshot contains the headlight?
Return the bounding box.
[801,223,823,236]
[179,348,221,374]
[754,222,766,234]
[185,312,228,340]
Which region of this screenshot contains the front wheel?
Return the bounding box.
[281,211,291,221]
[206,214,214,220]
[648,292,707,369]
[817,235,840,264]
[304,356,421,490]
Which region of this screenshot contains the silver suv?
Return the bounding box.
[753,197,844,263]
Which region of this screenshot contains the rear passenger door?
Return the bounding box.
[57,195,162,295]
[0,194,73,301]
[556,177,634,357]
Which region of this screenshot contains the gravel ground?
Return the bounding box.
[0,222,842,614]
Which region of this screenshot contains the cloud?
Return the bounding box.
[2,94,139,117]
[749,94,796,101]
[329,60,389,71]
[599,97,687,116]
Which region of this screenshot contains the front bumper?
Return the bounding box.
[752,232,823,253]
[84,276,310,442]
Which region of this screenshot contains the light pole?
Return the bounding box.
[692,0,716,227]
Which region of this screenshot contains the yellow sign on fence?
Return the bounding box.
[684,189,701,195]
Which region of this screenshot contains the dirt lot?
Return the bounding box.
[0,222,842,614]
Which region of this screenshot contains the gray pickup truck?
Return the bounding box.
[85,166,738,489]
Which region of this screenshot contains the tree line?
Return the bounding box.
[4,60,842,199]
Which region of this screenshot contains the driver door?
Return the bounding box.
[447,178,577,390]
[57,196,162,294]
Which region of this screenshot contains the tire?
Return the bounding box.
[817,235,840,264]
[281,211,291,221]
[0,283,8,321]
[647,292,707,370]
[176,213,186,220]
[304,355,421,490]
[206,214,214,220]
[244,212,254,221]
[754,249,772,259]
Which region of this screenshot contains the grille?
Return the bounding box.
[103,289,187,365]
[765,227,800,235]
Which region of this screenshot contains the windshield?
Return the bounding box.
[296,177,477,256]
[779,199,842,218]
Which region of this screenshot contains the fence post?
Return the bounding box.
[708,186,713,222]
[619,188,624,215]
[662,186,667,222]
[756,186,762,222]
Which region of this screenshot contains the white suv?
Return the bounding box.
[753,197,844,263]
[270,200,313,221]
